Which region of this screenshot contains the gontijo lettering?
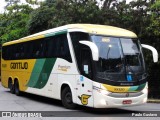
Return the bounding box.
[10,62,28,69]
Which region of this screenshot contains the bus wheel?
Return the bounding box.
[61,87,76,109]
[8,80,15,94]
[14,80,21,96]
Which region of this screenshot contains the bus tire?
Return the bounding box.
[14,80,21,96]
[61,87,76,109]
[8,79,15,94]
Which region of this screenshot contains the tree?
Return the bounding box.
[27,6,54,34]
[27,0,103,34]
[25,0,38,4]
[148,0,160,36]
[143,0,160,98]
[0,4,33,43]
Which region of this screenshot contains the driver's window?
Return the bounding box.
[70,32,90,74]
[81,48,92,79]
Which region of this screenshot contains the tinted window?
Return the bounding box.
[46,33,72,62]
[2,33,72,63]
[91,36,123,73]
[70,32,90,73]
[31,39,46,58]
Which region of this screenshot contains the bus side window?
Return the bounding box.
[46,37,55,57]
[32,41,40,58]
[20,44,25,59]
[46,33,72,63]
[2,46,7,60]
[46,36,59,58]
[15,45,20,59]
[26,42,33,59]
[40,40,46,58]
[23,43,29,59]
[9,45,14,60]
[58,34,72,62]
[2,47,5,59]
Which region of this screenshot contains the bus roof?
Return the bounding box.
[3,24,137,46]
[68,24,137,38]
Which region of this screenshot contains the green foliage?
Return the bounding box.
[27,6,54,34]
[25,0,38,4]
[27,0,103,34]
[0,4,33,43]
[148,0,160,36]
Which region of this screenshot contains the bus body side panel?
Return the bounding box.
[24,58,57,98]
[53,58,78,102]
[25,58,77,100]
[1,59,36,91]
[76,75,94,107]
[1,59,8,88]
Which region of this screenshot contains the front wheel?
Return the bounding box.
[61,87,76,109]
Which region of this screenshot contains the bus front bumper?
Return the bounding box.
[93,90,147,108]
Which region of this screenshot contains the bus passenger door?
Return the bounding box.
[76,48,94,107]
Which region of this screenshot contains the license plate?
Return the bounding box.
[122,100,132,104]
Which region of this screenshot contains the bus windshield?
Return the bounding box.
[91,35,145,83]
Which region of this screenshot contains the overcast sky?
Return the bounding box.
[0,0,27,13]
[0,0,134,13]
[0,0,7,13]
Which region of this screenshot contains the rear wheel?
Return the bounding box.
[8,80,15,94]
[61,87,76,109]
[14,80,21,96]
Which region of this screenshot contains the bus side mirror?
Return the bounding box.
[142,44,158,63]
[79,41,99,61]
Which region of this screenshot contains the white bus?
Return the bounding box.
[1,24,158,109]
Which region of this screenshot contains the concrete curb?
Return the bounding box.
[147,99,160,103]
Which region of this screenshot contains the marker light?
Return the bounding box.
[142,87,148,94]
[143,97,147,103]
[109,45,112,48]
[100,99,106,105]
[142,83,148,94]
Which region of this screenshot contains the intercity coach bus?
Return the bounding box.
[1,24,158,109]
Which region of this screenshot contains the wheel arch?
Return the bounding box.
[14,77,21,91]
[8,77,13,88]
[61,83,70,99]
[60,82,76,103]
[14,77,18,82]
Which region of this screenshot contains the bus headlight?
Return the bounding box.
[100,89,110,95]
[93,86,110,95]
[143,97,147,103]
[142,88,148,94]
